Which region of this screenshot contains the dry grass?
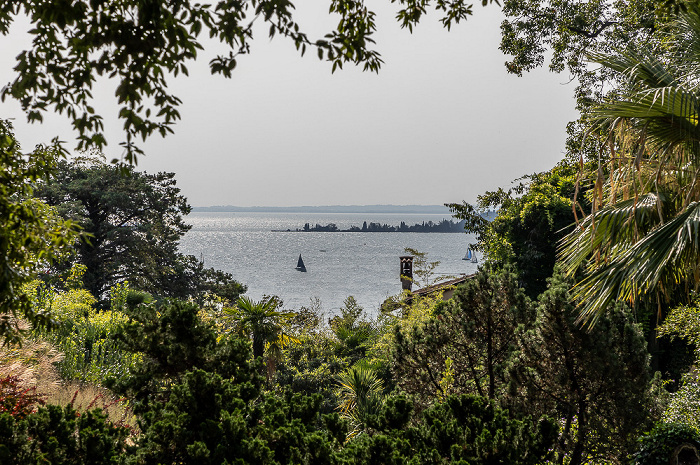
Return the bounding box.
[51,382,138,430]
[0,319,137,430]
[0,337,63,396]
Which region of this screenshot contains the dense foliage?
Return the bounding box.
[507,272,657,464]
[0,120,79,344]
[448,165,585,297]
[0,404,132,465]
[633,423,700,465]
[37,157,246,304]
[558,2,700,325]
[337,394,557,465]
[393,264,532,406]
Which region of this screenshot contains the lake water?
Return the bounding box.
[179,212,478,314]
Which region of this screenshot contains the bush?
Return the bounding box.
[633,423,700,465]
[0,404,131,464]
[0,375,45,419]
[338,394,557,465]
[24,279,141,385]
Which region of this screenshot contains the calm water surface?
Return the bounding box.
[180,212,478,314]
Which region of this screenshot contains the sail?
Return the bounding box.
[296,254,307,272]
[463,248,472,261]
[471,251,478,263]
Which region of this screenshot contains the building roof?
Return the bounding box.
[411,274,475,297]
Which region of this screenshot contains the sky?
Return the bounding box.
[1,4,579,208]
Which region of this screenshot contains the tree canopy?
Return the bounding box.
[0,0,498,163]
[36,156,245,303]
[448,165,585,297]
[558,3,700,325]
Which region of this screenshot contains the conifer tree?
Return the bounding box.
[507,272,658,464]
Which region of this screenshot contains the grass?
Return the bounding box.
[0,318,137,429]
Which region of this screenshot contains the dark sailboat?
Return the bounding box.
[295,254,307,272]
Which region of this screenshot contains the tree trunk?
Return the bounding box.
[569,401,587,465]
[252,335,264,361]
[487,310,495,399]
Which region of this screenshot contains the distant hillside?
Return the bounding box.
[192,205,454,214]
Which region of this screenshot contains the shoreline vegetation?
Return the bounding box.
[273,219,467,233]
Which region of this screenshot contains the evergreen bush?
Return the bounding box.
[633,423,700,465]
[0,405,131,464]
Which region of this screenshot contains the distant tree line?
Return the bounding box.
[298,219,467,233]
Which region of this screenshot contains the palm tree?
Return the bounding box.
[224,296,298,363]
[559,4,700,326]
[335,360,385,439]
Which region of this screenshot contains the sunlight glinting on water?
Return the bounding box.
[180,212,479,315]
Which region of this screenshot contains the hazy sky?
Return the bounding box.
[1,4,579,207]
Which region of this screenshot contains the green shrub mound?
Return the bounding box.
[634,423,700,465]
[0,405,131,465]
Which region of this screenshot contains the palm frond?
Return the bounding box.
[589,50,678,90]
[335,361,385,436]
[559,193,663,275]
[573,201,700,326]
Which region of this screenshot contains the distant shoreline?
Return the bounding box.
[191,205,453,214]
[274,219,467,233]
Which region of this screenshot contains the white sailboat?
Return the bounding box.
[462,248,472,261]
[462,246,478,263]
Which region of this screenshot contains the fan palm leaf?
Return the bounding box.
[336,361,385,439]
[571,201,700,326]
[223,296,298,361]
[560,193,664,276]
[588,53,700,157]
[559,4,700,325]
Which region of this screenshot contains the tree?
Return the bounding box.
[0,120,79,344]
[337,394,557,465]
[36,156,245,302]
[558,4,700,325]
[448,164,585,297]
[0,0,497,163]
[507,272,657,464]
[329,296,377,364]
[336,360,386,439]
[135,368,346,465]
[500,0,662,78]
[402,247,442,289]
[107,298,260,413]
[392,264,533,408]
[498,0,683,166]
[106,296,346,465]
[224,296,298,367]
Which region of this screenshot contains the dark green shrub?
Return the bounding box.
[135,368,345,465]
[633,423,700,464]
[339,394,557,465]
[107,299,261,413]
[0,404,131,464]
